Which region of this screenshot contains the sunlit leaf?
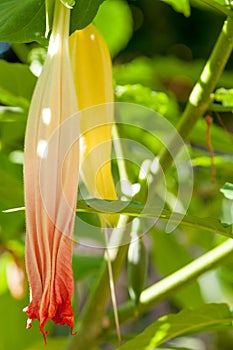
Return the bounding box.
[214,87,233,107]
[117,303,233,349]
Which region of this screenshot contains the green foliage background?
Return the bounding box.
[1,0,233,349]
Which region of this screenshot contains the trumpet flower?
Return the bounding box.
[23,0,79,341]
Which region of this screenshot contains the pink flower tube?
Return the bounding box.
[23,0,79,342]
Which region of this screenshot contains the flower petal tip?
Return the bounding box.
[70,328,77,337]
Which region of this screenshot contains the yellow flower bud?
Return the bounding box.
[70,24,118,226]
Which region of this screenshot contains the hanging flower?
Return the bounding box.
[23,0,79,342]
[69,24,118,227]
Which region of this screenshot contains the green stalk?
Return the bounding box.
[158,16,233,174]
[106,238,233,329]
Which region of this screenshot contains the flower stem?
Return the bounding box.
[107,238,233,329]
[104,227,122,345]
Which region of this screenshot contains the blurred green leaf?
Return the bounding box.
[151,228,203,308]
[94,0,133,57]
[0,61,36,111]
[72,254,103,281]
[25,337,67,349]
[0,154,24,242]
[0,293,42,350]
[190,118,233,155]
[117,303,233,349]
[155,347,193,350]
[0,107,26,122]
[114,55,233,92]
[115,84,180,121]
[114,82,233,155]
[0,253,9,295]
[213,87,233,107]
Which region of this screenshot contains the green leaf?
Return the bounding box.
[117,303,233,349]
[0,107,26,122]
[0,0,104,44]
[25,338,67,350]
[0,0,47,44]
[160,0,190,16]
[0,61,36,110]
[0,293,42,350]
[72,254,103,281]
[155,347,192,350]
[191,0,232,16]
[70,0,105,33]
[76,199,233,239]
[4,198,233,239]
[114,55,233,93]
[115,84,180,121]
[213,87,233,107]
[151,228,203,308]
[0,253,9,295]
[0,154,25,241]
[94,0,133,57]
[220,182,233,200]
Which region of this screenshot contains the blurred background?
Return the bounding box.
[1,1,233,349]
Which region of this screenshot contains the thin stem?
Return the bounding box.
[106,238,233,329]
[104,227,122,345]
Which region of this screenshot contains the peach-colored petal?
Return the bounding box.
[23,0,79,341]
